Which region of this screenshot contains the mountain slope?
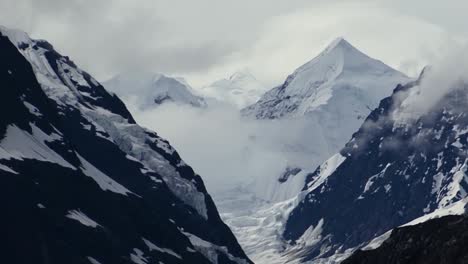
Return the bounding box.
[243,38,410,119]
[0,28,250,264]
[343,214,468,264]
[242,38,410,166]
[103,72,206,110]
[201,69,267,108]
[239,38,411,202]
[213,39,411,263]
[280,69,468,262]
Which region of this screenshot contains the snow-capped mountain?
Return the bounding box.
[243,37,410,119]
[0,27,250,264]
[279,69,468,262]
[103,72,206,110]
[240,38,411,200]
[243,38,410,165]
[201,69,267,108]
[211,39,412,263]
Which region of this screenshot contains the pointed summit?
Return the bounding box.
[293,37,384,81]
[242,36,410,142]
[323,37,353,52]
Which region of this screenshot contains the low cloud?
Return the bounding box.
[127,101,326,195]
[1,0,466,87]
[393,44,468,122]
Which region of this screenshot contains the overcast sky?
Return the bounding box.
[1,0,467,87]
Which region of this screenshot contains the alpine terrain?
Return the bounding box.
[201,69,267,108]
[243,37,410,168]
[0,26,250,264]
[103,72,206,110]
[281,67,468,262]
[240,37,411,203]
[216,39,412,263]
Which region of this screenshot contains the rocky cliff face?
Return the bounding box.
[281,70,468,262]
[0,28,250,264]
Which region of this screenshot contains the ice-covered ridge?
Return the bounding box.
[285,37,407,106]
[1,27,210,219]
[103,72,206,109]
[0,25,252,264]
[243,37,410,118]
[363,198,468,251]
[306,153,346,192]
[403,198,468,227]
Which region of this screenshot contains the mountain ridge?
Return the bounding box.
[242,37,410,119]
[0,26,251,264]
[281,68,468,262]
[103,71,206,110]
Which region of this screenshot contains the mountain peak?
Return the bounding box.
[0,25,30,45]
[242,37,410,119]
[228,68,256,82]
[324,37,352,52]
[103,72,206,109]
[290,37,405,83]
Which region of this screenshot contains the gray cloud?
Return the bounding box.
[0,0,467,87]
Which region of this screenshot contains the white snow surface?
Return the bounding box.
[142,238,182,260]
[362,198,468,251]
[181,230,249,264]
[244,38,410,119]
[212,40,408,263]
[66,209,100,228]
[403,198,467,227]
[0,163,19,174]
[201,69,268,108]
[77,154,135,196]
[306,153,346,192]
[242,39,411,195]
[215,154,345,264]
[103,72,206,109]
[130,248,148,264]
[1,27,210,220]
[0,124,74,169]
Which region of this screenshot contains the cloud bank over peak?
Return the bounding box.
[0,0,467,88]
